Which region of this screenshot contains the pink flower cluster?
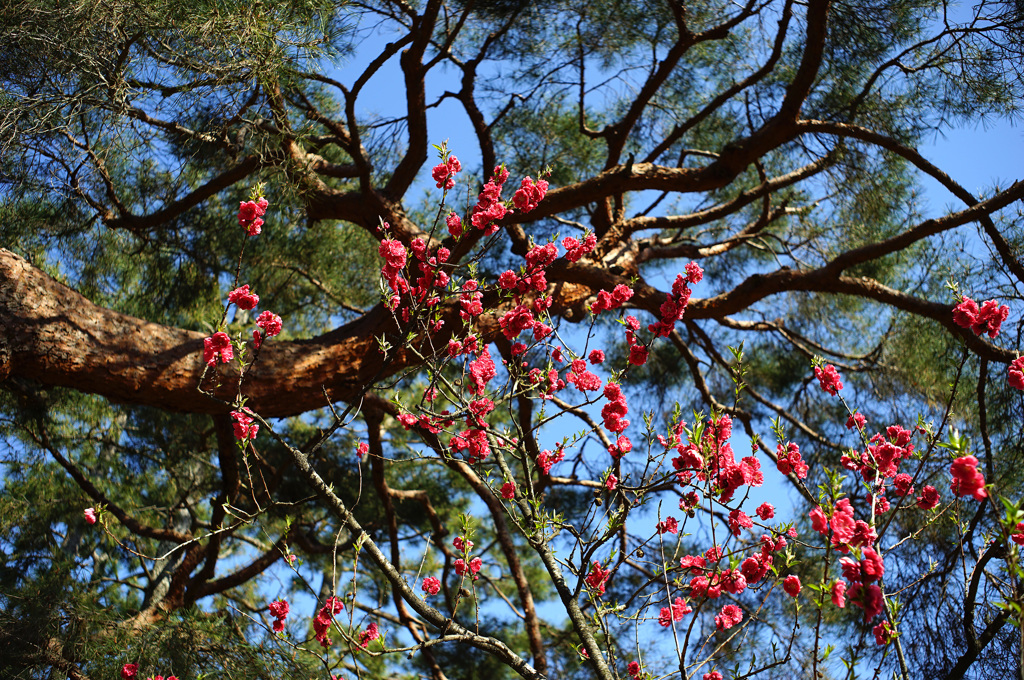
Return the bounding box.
[952,296,1009,338]
[562,233,597,262]
[230,410,259,441]
[121,665,178,680]
[512,176,549,213]
[846,412,867,430]
[841,424,916,495]
[254,311,282,347]
[228,284,259,310]
[313,596,344,648]
[471,165,511,235]
[500,480,516,499]
[814,364,843,395]
[203,199,285,364]
[454,557,483,579]
[84,507,97,525]
[203,332,233,366]
[808,497,887,621]
[1011,522,1024,546]
[238,196,269,236]
[536,447,564,474]
[657,596,692,626]
[670,414,762,503]
[648,263,702,337]
[450,428,491,464]
[1010,357,1024,390]
[809,498,877,555]
[567,359,602,392]
[657,516,679,535]
[950,455,987,501]
[358,622,380,648]
[422,576,441,595]
[431,155,461,190]
[873,620,895,646]
[776,442,809,479]
[714,603,743,631]
[727,508,752,536]
[586,561,611,595]
[840,546,886,621]
[268,599,289,632]
[601,383,630,434]
[590,284,634,315]
[622,316,649,366]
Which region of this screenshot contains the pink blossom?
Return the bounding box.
[228,284,259,310]
[605,473,618,491]
[122,664,138,680]
[728,508,753,536]
[628,344,649,366]
[1010,522,1024,546]
[627,661,642,679]
[1010,357,1024,390]
[756,502,775,520]
[849,582,883,620]
[470,166,510,234]
[703,673,723,680]
[657,596,692,626]
[776,442,809,479]
[601,383,630,434]
[846,412,867,430]
[536,448,564,474]
[446,212,463,238]
[256,311,282,337]
[892,473,914,496]
[916,485,940,510]
[680,554,707,573]
[422,576,441,595]
[468,348,496,395]
[656,517,679,535]
[831,580,847,607]
[498,305,535,340]
[230,410,259,441]
[860,546,885,582]
[512,176,549,213]
[431,155,462,190]
[783,575,801,597]
[585,561,610,595]
[814,364,843,396]
[84,507,97,525]
[873,620,894,646]
[588,349,605,364]
[500,481,516,499]
[953,296,1009,338]
[238,197,268,235]
[714,604,743,631]
[269,599,289,619]
[563,233,597,262]
[358,622,380,648]
[313,596,343,647]
[498,270,519,289]
[203,332,234,366]
[357,442,369,459]
[950,455,987,501]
